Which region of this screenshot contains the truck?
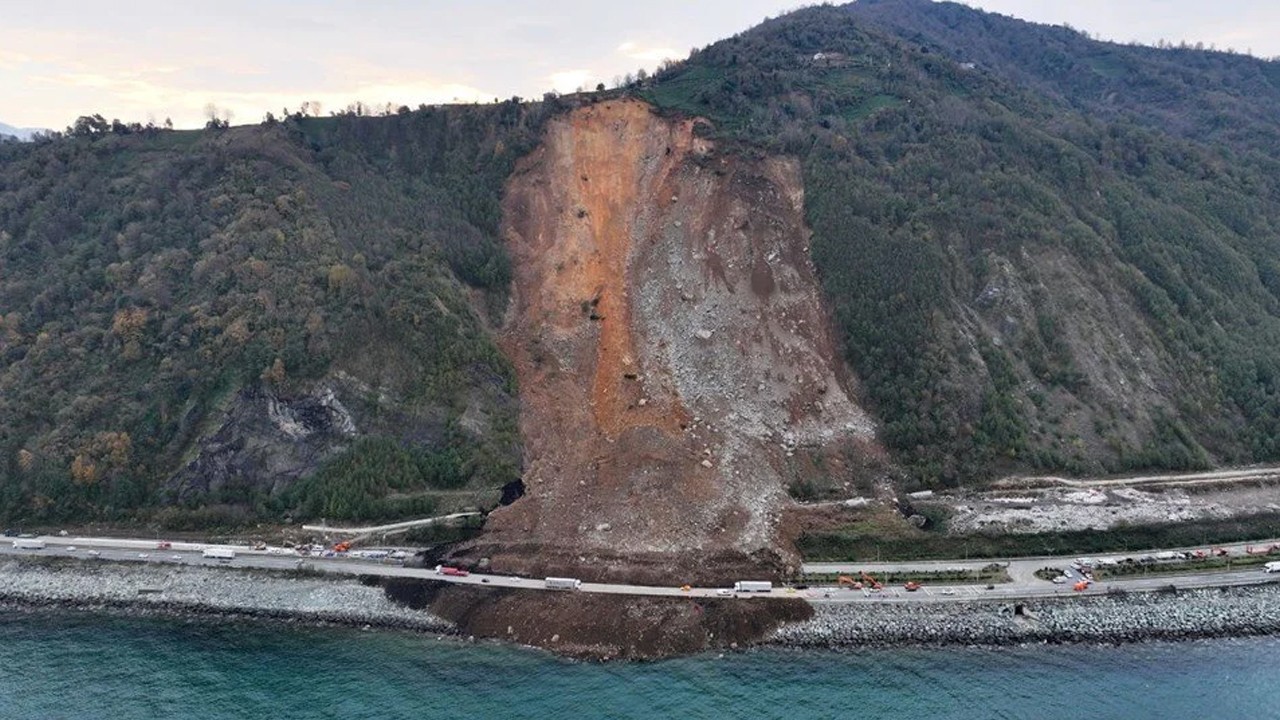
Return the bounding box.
[202,547,236,562]
[12,538,45,550]
[733,581,773,593]
[1265,561,1280,574]
[435,565,469,577]
[544,577,582,590]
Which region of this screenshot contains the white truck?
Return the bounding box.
[544,577,582,590]
[1265,561,1280,574]
[202,547,236,562]
[733,580,773,593]
[12,538,45,550]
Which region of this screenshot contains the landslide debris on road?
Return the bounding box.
[454,98,883,582]
[385,580,812,660]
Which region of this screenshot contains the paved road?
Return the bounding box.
[996,463,1280,489]
[2,534,1277,606]
[301,512,481,538]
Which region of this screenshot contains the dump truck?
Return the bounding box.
[202,547,236,561]
[545,577,582,590]
[733,581,773,593]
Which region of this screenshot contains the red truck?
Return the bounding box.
[435,565,469,577]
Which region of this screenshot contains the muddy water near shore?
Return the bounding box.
[1,610,1278,720]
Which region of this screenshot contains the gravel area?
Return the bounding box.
[772,583,1280,647]
[0,558,453,632]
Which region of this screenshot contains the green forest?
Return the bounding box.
[642,1,1280,487]
[5,0,1280,524]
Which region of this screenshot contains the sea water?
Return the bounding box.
[0,611,1276,719]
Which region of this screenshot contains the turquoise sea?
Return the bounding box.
[0,611,1276,719]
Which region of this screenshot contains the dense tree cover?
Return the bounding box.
[0,101,552,524]
[643,1,1280,486]
[7,0,1280,527]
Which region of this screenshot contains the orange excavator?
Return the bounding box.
[836,572,883,591]
[1073,580,1090,592]
[333,541,352,553]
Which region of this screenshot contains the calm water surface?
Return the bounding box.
[0,611,1275,719]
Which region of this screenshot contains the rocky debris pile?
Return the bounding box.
[943,486,1238,535]
[0,559,452,632]
[771,584,1280,647]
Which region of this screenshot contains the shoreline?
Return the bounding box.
[770,583,1280,649]
[3,558,1279,655]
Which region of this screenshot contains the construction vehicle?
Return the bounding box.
[332,541,352,553]
[860,571,883,591]
[837,575,862,590]
[1073,580,1090,592]
[903,581,922,592]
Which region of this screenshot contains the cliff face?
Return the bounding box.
[458,99,882,582]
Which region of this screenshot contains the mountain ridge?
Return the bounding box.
[1,0,1279,542]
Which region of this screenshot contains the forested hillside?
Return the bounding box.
[0,101,556,526]
[643,0,1280,487]
[5,0,1280,528]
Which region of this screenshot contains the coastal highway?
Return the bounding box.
[1,535,1276,605]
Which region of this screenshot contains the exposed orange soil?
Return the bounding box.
[452,99,883,582]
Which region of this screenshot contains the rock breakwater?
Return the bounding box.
[0,558,451,632]
[772,583,1280,647]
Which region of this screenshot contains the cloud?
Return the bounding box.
[0,49,31,69]
[547,69,592,93]
[617,41,680,64]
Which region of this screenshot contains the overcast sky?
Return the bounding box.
[2,1,1277,130]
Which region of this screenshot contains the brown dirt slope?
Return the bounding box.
[453,98,883,583]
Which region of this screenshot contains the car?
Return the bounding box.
[985,584,996,590]
[66,546,77,552]
[940,588,957,596]
[1052,576,1069,584]
[480,578,490,583]
[680,584,692,592]
[171,554,183,561]
[138,553,150,559]
[716,589,733,596]
[86,550,100,557]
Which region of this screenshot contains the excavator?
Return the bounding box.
[836,572,883,591]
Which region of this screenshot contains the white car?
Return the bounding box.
[138,553,150,559]
[716,589,733,596]
[87,550,100,557]
[66,546,77,552]
[1052,576,1069,584]
[940,588,956,596]
[171,554,183,561]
